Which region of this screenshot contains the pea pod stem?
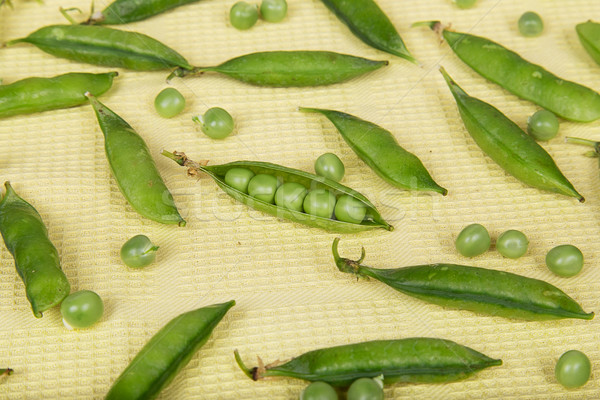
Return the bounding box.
[566,137,600,151]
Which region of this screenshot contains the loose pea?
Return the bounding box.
[303,189,336,218]
[546,245,584,277]
[496,230,529,259]
[230,1,259,30]
[527,109,559,141]
[193,107,234,139]
[300,381,338,400]
[274,182,307,212]
[454,0,476,9]
[347,378,383,400]
[334,195,366,224]
[60,290,104,329]
[224,167,255,193]
[315,153,345,182]
[455,224,491,257]
[260,0,287,22]
[518,11,544,37]
[120,235,159,269]
[555,350,591,388]
[248,174,279,203]
[154,88,185,118]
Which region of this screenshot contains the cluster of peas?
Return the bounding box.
[301,377,384,400]
[230,0,288,30]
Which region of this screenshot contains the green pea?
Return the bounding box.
[303,189,336,218]
[154,88,185,118]
[496,230,529,259]
[300,381,338,400]
[193,107,234,139]
[546,245,584,277]
[260,0,287,22]
[314,153,345,182]
[518,11,544,37]
[120,235,159,269]
[60,290,104,329]
[555,350,591,388]
[224,167,255,193]
[455,223,491,257]
[347,378,383,400]
[334,195,366,224]
[527,109,559,141]
[230,1,259,30]
[274,182,307,212]
[248,174,280,203]
[454,0,476,9]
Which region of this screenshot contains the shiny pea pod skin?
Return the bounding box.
[174,51,387,87]
[163,151,392,233]
[91,0,204,24]
[319,0,416,63]
[105,300,235,400]
[301,107,447,195]
[87,95,185,226]
[234,338,501,386]
[0,182,70,318]
[7,25,192,71]
[441,67,583,201]
[0,72,117,118]
[431,22,600,122]
[577,21,600,66]
[333,238,593,320]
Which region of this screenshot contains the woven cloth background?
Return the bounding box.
[1,0,600,398]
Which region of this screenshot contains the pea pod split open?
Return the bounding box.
[333,238,593,320]
[441,67,583,201]
[234,338,500,386]
[163,151,392,232]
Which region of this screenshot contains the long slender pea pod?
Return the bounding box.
[169,51,387,87]
[162,151,392,233]
[0,182,71,318]
[300,107,447,195]
[577,21,600,66]
[234,338,501,386]
[86,0,204,24]
[440,67,583,201]
[6,25,192,71]
[420,21,600,122]
[333,238,593,320]
[0,71,117,118]
[105,300,235,400]
[318,0,416,63]
[87,95,185,226]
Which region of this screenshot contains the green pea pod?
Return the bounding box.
[318,0,416,63]
[440,67,583,201]
[87,95,186,226]
[576,21,600,66]
[0,71,117,118]
[105,300,235,400]
[0,182,71,318]
[234,338,500,386]
[170,51,387,87]
[7,25,192,71]
[89,0,204,24]
[300,107,447,195]
[162,151,392,233]
[333,238,593,320]
[420,21,600,122]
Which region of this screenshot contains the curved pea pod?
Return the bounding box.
[6,25,192,71]
[333,238,593,320]
[234,338,500,386]
[577,21,600,66]
[0,71,117,118]
[89,0,204,24]
[162,151,392,233]
[170,51,388,87]
[318,0,416,63]
[87,94,186,226]
[0,182,71,318]
[441,67,583,201]
[105,300,235,400]
[301,107,447,195]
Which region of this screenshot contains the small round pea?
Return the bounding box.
[274,182,307,212]
[154,88,185,118]
[454,0,477,9]
[518,11,544,37]
[347,378,384,400]
[120,235,159,269]
[455,223,491,257]
[303,189,336,218]
[546,245,584,277]
[496,230,529,259]
[555,350,591,388]
[60,290,104,329]
[193,107,234,139]
[248,174,279,203]
[260,0,287,22]
[527,109,559,141]
[334,195,366,224]
[230,1,259,30]
[315,153,345,182]
[224,167,255,193]
[300,381,338,400]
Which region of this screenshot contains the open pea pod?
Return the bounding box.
[163,151,392,233]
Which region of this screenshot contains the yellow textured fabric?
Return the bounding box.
[1,0,600,398]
